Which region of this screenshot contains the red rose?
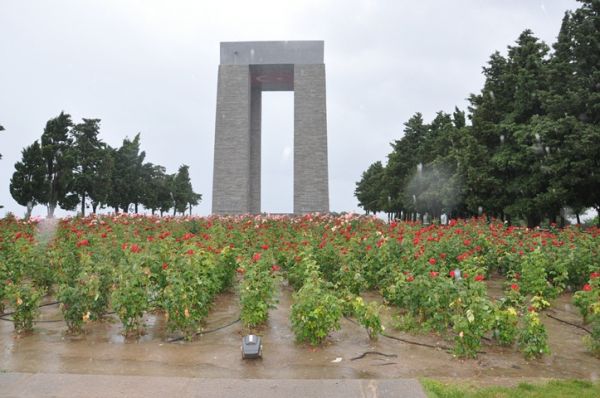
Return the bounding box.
[440,253,447,259]
[261,244,269,250]
[429,271,439,278]
[449,270,455,278]
[186,249,195,255]
[76,239,89,247]
[130,244,141,253]
[252,252,261,262]
[406,275,414,282]
[583,284,592,292]
[590,272,600,279]
[271,264,281,272]
[428,257,437,265]
[474,274,484,282]
[101,233,107,238]
[162,262,168,270]
[511,283,519,291]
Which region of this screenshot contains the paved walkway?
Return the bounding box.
[0,372,427,398]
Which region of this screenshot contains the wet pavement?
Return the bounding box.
[0,373,427,398]
[1,282,599,385]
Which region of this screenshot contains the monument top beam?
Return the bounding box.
[220,41,324,65]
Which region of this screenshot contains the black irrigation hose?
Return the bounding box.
[344,316,476,353]
[350,351,398,361]
[167,317,241,343]
[546,313,592,334]
[380,332,453,351]
[0,307,116,324]
[0,301,60,319]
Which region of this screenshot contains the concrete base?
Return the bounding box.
[0,372,426,398]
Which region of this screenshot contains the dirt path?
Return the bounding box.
[1,284,598,385]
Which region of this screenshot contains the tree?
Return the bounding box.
[355,161,385,215]
[108,134,145,213]
[40,112,78,217]
[71,118,111,216]
[88,146,114,214]
[10,141,47,219]
[139,163,170,215]
[384,113,429,219]
[171,165,201,216]
[467,30,552,226]
[543,0,600,224]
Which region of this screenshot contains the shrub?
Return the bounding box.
[111,259,150,337]
[518,311,550,359]
[450,283,494,358]
[493,307,519,346]
[5,281,43,334]
[352,297,384,340]
[573,276,599,323]
[239,253,279,328]
[290,263,342,345]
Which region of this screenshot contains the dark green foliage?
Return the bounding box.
[11,114,202,217]
[356,1,600,226]
[40,112,78,217]
[10,141,47,219]
[107,134,146,213]
[354,161,385,215]
[71,118,112,216]
[172,165,201,216]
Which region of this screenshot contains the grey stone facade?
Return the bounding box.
[212,41,329,215]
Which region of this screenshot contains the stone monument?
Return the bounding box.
[212,41,329,215]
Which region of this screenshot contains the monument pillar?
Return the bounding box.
[212,41,329,215]
[294,64,329,214]
[212,64,251,214]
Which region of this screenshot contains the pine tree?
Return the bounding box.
[355,161,385,215]
[71,118,111,216]
[108,134,145,213]
[10,141,47,219]
[172,165,201,216]
[40,112,78,217]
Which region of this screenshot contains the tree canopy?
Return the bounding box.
[10,114,201,217]
[356,1,600,226]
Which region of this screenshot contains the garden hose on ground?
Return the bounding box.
[167,317,241,343]
[0,301,60,321]
[344,316,463,353]
[0,299,240,340]
[546,313,591,334]
[0,302,115,323]
[350,351,397,361]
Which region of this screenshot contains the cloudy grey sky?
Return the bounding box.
[0,0,578,217]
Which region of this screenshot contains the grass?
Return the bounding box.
[421,379,600,398]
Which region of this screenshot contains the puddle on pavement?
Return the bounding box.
[1,283,598,384]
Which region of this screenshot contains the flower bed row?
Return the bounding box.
[0,214,598,357]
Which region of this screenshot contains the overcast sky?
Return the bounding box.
[0,0,579,217]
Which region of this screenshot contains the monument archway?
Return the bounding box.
[212,41,329,215]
